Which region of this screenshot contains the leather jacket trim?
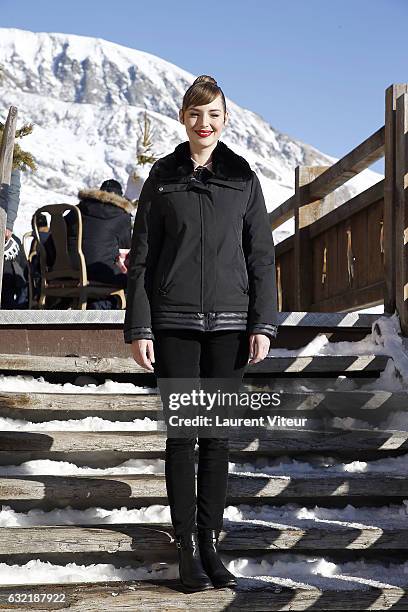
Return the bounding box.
[124,326,154,343]
[249,323,278,340]
[124,314,279,344]
[151,311,248,332]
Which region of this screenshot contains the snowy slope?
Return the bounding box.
[0,28,382,242]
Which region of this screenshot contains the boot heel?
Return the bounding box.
[176,532,213,592]
[198,529,237,588]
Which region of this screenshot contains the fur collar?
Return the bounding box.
[78,189,135,213]
[149,140,253,182]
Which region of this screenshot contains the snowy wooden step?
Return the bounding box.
[0,389,402,422]
[1,473,408,511]
[0,428,407,457]
[250,354,391,374]
[0,309,382,327]
[0,579,405,610]
[3,521,408,555]
[0,353,391,374]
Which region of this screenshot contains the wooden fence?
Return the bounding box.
[270,83,408,334]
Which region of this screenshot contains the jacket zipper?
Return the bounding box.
[199,192,204,312]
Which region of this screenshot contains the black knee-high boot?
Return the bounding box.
[176,532,213,592]
[197,529,237,588]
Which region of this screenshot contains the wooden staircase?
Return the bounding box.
[1,314,408,610]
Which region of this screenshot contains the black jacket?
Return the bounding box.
[124,139,278,343]
[64,188,135,286]
[1,233,29,309]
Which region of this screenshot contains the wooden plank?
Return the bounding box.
[269,127,385,231]
[0,309,384,326]
[384,84,408,315]
[327,222,338,306]
[1,580,406,611]
[0,390,407,420]
[0,353,391,374]
[0,106,17,185]
[1,428,407,455]
[276,249,294,311]
[395,92,408,335]
[336,216,350,298]
[266,311,384,328]
[309,282,385,313]
[249,354,390,374]
[269,194,296,230]
[1,473,408,511]
[294,167,329,311]
[351,207,369,292]
[0,313,387,359]
[275,233,294,256]
[305,127,385,202]
[312,231,328,306]
[0,327,374,355]
[3,521,408,554]
[308,181,384,239]
[0,353,147,373]
[0,388,404,419]
[367,200,386,287]
[0,391,160,414]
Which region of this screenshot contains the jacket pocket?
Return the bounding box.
[158,260,175,294]
[238,244,249,293]
[158,242,183,294]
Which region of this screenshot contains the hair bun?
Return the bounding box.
[193,75,218,87]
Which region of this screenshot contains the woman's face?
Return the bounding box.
[180,95,228,147]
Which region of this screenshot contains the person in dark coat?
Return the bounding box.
[59,179,134,309]
[1,232,29,309]
[65,179,134,288]
[0,168,21,243]
[124,75,279,592]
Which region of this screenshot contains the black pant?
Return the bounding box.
[153,329,249,537]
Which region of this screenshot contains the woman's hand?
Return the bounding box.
[131,339,155,372]
[247,333,271,365]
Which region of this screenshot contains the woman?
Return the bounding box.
[124,75,278,591]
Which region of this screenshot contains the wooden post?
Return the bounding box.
[0,106,18,303]
[384,85,408,316]
[294,166,334,311]
[0,106,17,184]
[395,93,408,335]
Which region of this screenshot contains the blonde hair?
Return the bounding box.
[181,75,227,118]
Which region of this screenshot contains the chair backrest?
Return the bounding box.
[23,230,35,261]
[31,204,88,284]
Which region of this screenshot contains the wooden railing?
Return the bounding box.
[269,84,408,333]
[0,105,18,302]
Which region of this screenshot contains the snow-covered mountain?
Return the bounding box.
[0,28,382,242]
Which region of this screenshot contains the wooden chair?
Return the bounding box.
[31,204,126,310]
[22,229,38,309]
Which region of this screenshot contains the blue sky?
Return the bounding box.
[1,0,406,173]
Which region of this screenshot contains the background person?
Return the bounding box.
[0,168,21,243]
[43,179,135,309]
